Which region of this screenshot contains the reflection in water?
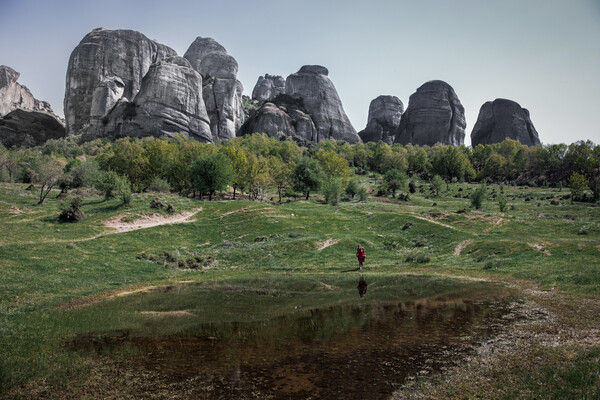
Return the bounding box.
[357,276,368,297]
[74,297,517,399]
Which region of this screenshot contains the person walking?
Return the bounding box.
[356,245,366,270]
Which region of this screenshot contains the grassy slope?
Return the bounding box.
[0,182,598,398]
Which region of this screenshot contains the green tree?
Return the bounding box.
[292,157,325,200]
[96,170,130,202]
[430,175,444,197]
[221,145,250,199]
[34,160,64,205]
[589,173,600,202]
[314,148,351,182]
[431,145,474,185]
[383,169,408,198]
[269,156,293,203]
[188,153,234,201]
[322,177,344,205]
[568,172,589,203]
[345,179,360,199]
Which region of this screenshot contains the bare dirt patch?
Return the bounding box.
[104,208,201,233]
[453,239,474,256]
[529,242,552,256]
[317,238,340,250]
[317,282,340,291]
[412,214,457,230]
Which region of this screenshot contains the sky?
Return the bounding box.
[1,0,599,146]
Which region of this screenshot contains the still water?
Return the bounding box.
[78,295,519,399]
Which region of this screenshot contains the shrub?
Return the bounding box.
[568,172,588,202]
[70,160,101,188]
[96,170,131,204]
[345,179,360,199]
[59,197,85,222]
[431,175,444,197]
[470,181,488,209]
[357,186,369,202]
[498,194,508,212]
[148,177,171,193]
[322,178,344,205]
[408,180,416,193]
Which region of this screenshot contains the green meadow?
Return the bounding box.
[0,181,599,399]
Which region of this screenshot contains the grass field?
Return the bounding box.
[0,180,598,399]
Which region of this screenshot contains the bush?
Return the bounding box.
[431,175,444,197]
[470,182,488,209]
[96,170,131,204]
[345,179,360,199]
[322,178,344,205]
[357,186,369,202]
[59,197,85,222]
[148,177,171,193]
[498,194,508,212]
[70,160,101,188]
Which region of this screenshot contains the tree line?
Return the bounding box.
[0,134,599,204]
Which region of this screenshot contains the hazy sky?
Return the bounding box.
[1,0,599,146]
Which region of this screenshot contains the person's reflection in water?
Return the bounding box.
[357,276,368,297]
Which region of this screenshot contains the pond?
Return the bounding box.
[70,278,521,399]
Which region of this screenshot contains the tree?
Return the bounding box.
[96,170,131,203]
[383,169,408,198]
[314,149,351,181]
[431,145,475,184]
[269,156,293,203]
[322,178,344,205]
[431,175,444,197]
[35,160,64,205]
[568,172,588,203]
[292,157,325,200]
[589,173,600,202]
[345,179,360,199]
[188,153,234,201]
[221,145,250,199]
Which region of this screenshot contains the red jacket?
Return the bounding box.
[356,247,366,262]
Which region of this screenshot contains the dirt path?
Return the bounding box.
[453,239,473,256]
[104,208,201,233]
[317,238,340,250]
[411,214,459,231]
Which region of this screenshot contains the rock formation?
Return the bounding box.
[395,80,466,146]
[252,74,286,103]
[0,109,66,148]
[0,65,65,147]
[87,57,212,142]
[240,66,360,143]
[239,94,317,140]
[64,28,177,135]
[285,65,360,143]
[0,65,57,117]
[358,95,404,144]
[184,37,244,141]
[471,98,541,146]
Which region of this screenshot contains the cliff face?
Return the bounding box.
[184,37,244,141]
[358,95,404,144]
[395,80,466,146]
[471,99,541,146]
[88,57,212,142]
[64,28,177,135]
[0,65,57,118]
[0,65,65,147]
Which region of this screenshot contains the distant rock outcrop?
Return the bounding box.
[471,99,541,146]
[0,65,57,117]
[0,65,65,147]
[89,57,212,142]
[184,37,244,141]
[240,65,360,143]
[358,95,404,144]
[0,109,66,148]
[284,65,360,143]
[395,80,466,146]
[239,94,317,140]
[252,74,286,104]
[64,28,177,135]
